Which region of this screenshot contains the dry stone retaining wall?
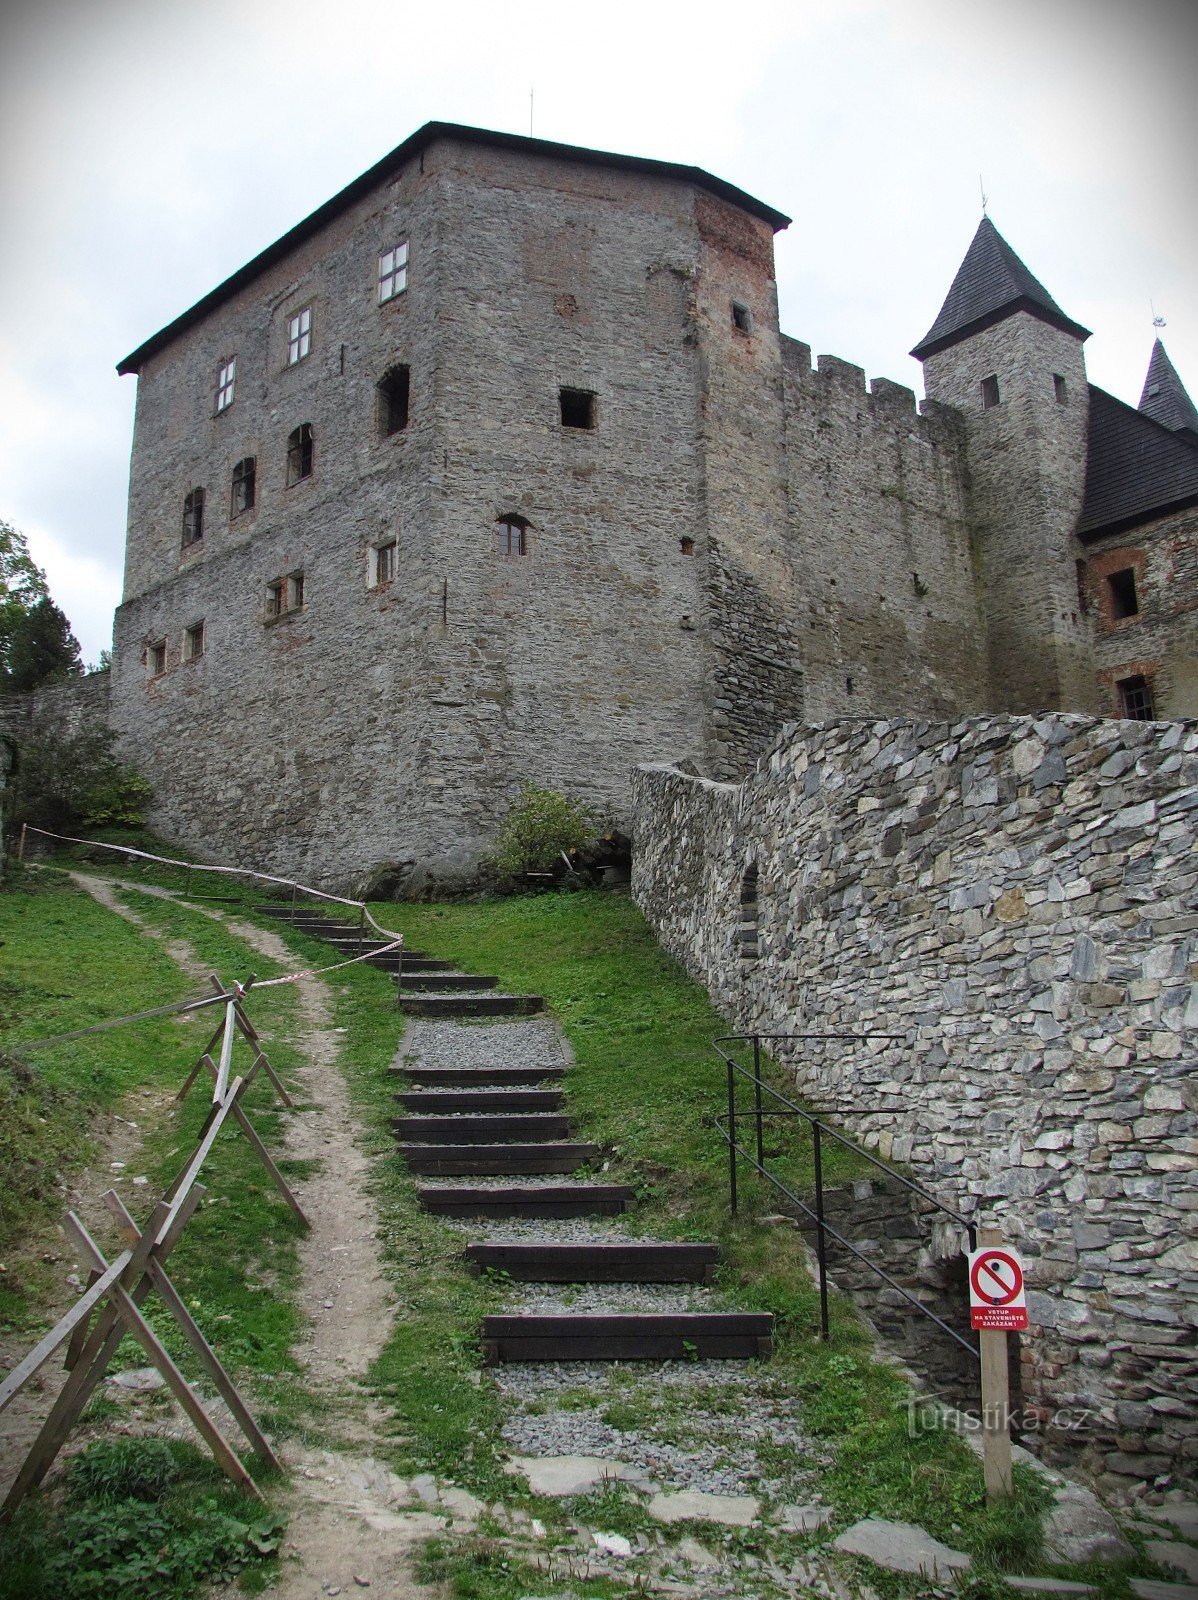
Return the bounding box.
[631,713,1198,1493]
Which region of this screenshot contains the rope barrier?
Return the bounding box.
[18,825,403,944]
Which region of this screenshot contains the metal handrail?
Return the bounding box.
[714,1031,979,1361]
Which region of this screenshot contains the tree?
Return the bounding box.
[489,783,596,881]
[12,724,151,833]
[0,520,83,692]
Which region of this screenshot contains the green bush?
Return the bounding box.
[11,725,151,834]
[488,783,595,880]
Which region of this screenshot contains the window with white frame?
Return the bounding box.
[287,306,312,365]
[371,540,397,586]
[378,242,409,304]
[215,358,236,412]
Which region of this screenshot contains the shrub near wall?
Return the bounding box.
[632,714,1198,1495]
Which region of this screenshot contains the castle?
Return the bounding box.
[107,122,1198,890]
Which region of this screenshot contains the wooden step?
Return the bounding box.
[393,1065,566,1087]
[399,973,500,994]
[399,1142,599,1176]
[396,1089,564,1113]
[401,994,544,1019]
[393,1114,573,1144]
[419,1184,633,1219]
[480,1313,773,1364]
[465,1242,719,1283]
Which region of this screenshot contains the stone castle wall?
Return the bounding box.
[631,714,1198,1492]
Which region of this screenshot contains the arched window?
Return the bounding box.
[738,863,760,961]
[286,423,313,485]
[377,366,410,436]
[496,516,528,557]
[181,487,204,547]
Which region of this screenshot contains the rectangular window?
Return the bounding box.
[148,640,167,677]
[373,540,397,586]
[1053,373,1068,405]
[559,387,596,430]
[1117,674,1155,721]
[215,358,236,412]
[287,306,312,365]
[265,573,304,620]
[377,366,410,436]
[286,423,314,485]
[731,301,752,333]
[980,374,1001,410]
[1106,567,1139,619]
[496,517,528,557]
[378,242,409,303]
[181,487,204,547]
[183,621,205,662]
[231,456,256,516]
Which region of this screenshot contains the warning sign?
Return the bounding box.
[968,1246,1029,1332]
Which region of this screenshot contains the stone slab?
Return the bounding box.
[832,1518,971,1577]
[1006,1580,1096,1596]
[1044,1480,1133,1565]
[647,1490,760,1527]
[776,1502,833,1533]
[1147,1543,1198,1584]
[1131,1583,1198,1600]
[504,1455,643,1497]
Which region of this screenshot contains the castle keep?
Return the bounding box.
[109,122,1198,888]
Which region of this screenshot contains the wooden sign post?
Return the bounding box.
[969,1225,1028,1504]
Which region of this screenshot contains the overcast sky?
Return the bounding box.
[1,0,1194,665]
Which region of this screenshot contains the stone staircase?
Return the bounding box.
[261,904,772,1365]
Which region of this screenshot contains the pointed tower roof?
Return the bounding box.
[911,217,1090,361]
[1138,338,1198,439]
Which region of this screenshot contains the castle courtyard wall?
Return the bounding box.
[632,714,1198,1492]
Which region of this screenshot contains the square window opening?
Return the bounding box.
[286,423,314,485]
[183,622,205,662]
[377,366,410,437]
[980,374,1001,410]
[1107,567,1139,619]
[216,358,236,413]
[680,537,695,555]
[287,306,312,365]
[378,242,409,304]
[1117,674,1155,721]
[731,301,752,333]
[231,456,256,516]
[559,387,596,430]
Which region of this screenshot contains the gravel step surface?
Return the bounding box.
[499,1282,715,1314]
[395,1016,568,1070]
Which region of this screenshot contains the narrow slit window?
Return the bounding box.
[1106,568,1139,620]
[559,387,596,430]
[378,242,409,303]
[980,374,1001,410]
[183,621,205,662]
[680,537,694,555]
[1117,674,1155,721]
[496,516,528,557]
[739,863,760,961]
[231,456,256,516]
[1053,373,1068,405]
[181,487,204,547]
[287,306,312,365]
[373,540,397,586]
[215,357,236,412]
[377,365,410,436]
[286,423,313,485]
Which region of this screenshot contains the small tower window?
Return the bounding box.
[1117,674,1155,721]
[286,423,314,485]
[1106,568,1140,620]
[378,242,409,303]
[215,358,236,413]
[1053,373,1068,405]
[496,516,528,557]
[231,457,256,517]
[377,365,410,436]
[731,301,752,333]
[980,374,1001,410]
[371,540,397,586]
[680,537,694,555]
[183,621,205,662]
[147,640,167,677]
[559,388,596,430]
[181,488,204,547]
[287,306,312,365]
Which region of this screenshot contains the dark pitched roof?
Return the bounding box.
[1138,338,1198,438]
[117,122,791,376]
[1078,383,1198,540]
[911,216,1090,361]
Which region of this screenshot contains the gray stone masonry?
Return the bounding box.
[632,713,1198,1493]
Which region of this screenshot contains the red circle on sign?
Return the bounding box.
[970,1250,1024,1307]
